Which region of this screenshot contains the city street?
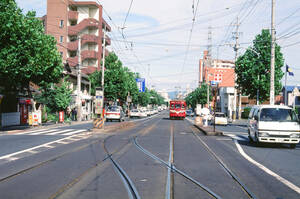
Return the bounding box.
[0,112,299,198]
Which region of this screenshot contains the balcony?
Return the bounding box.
[82,34,100,46]
[67,40,78,51]
[105,35,111,46]
[68,10,78,21]
[82,66,98,75]
[67,56,78,67]
[82,50,98,61]
[68,18,100,36]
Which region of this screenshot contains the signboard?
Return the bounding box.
[95,100,102,114]
[95,88,103,115]
[32,112,39,126]
[136,78,145,92]
[214,74,222,82]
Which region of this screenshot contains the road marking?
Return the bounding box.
[63,129,86,136]
[46,129,73,135]
[27,129,59,135]
[226,134,248,141]
[234,139,300,194]
[0,135,79,161]
[5,157,19,162]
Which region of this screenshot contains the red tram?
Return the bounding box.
[169,100,186,120]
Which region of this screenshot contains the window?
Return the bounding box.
[60,20,64,28]
[60,52,63,57]
[60,36,63,43]
[260,108,298,122]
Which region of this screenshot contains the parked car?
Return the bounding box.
[129,109,140,118]
[212,112,228,126]
[106,106,125,122]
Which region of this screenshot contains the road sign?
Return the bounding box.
[136,78,145,92]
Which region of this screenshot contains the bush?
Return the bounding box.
[47,113,58,122]
[241,107,251,119]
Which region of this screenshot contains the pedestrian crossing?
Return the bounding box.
[16,128,87,136]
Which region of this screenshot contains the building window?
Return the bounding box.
[60,20,64,28]
[60,52,63,57]
[60,36,63,43]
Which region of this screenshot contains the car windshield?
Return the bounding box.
[108,106,120,112]
[215,113,225,117]
[131,110,138,112]
[259,108,298,122]
[186,110,191,113]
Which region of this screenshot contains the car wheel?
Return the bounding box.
[248,130,254,143]
[290,144,296,149]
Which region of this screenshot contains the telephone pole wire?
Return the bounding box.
[270,0,276,105]
[233,17,240,121]
[77,36,82,121]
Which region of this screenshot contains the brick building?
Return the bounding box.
[42,0,111,120]
[199,51,237,117]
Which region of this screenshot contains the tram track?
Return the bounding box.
[133,120,223,199]
[0,114,161,199]
[183,120,258,199]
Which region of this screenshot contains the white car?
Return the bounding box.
[129,109,140,118]
[248,105,300,148]
[212,112,228,126]
[106,106,125,122]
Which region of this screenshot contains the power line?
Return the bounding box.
[122,0,134,29]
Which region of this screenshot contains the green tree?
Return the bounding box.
[0,0,63,95]
[185,84,211,109]
[89,53,140,104]
[235,29,284,102]
[35,79,72,113]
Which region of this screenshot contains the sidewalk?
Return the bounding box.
[0,120,93,134]
[194,124,223,136]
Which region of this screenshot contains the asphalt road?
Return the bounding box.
[0,113,300,198]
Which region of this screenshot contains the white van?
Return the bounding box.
[247,105,300,148]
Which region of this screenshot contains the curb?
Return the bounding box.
[92,121,135,133]
[193,124,223,136]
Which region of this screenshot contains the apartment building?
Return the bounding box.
[199,51,236,117]
[42,0,111,120]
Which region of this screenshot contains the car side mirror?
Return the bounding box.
[254,115,258,121]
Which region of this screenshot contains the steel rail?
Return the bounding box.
[185,121,258,199]
[133,137,222,199]
[103,138,141,199]
[49,116,161,199]
[165,122,174,199]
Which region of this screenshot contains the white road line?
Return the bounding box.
[234,139,300,194]
[56,141,69,144]
[28,129,59,135]
[0,135,75,160]
[46,129,74,135]
[62,129,86,136]
[226,134,248,141]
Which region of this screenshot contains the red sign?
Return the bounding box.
[59,111,64,123]
[214,74,222,82]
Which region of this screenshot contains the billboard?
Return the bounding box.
[136,78,145,92]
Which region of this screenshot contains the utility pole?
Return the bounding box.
[77,36,82,121]
[270,0,276,105]
[207,26,212,108]
[101,29,106,119]
[233,17,240,121]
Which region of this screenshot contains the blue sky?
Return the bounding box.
[16,0,300,92]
